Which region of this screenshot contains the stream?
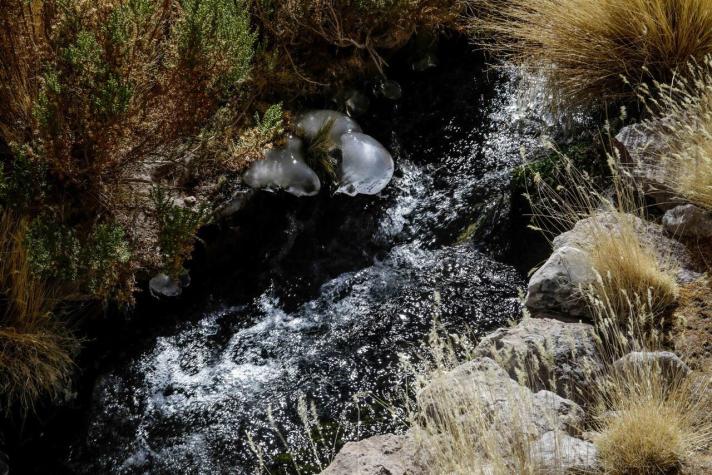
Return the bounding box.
[14,41,557,474]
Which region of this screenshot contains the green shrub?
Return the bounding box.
[24,217,132,300]
[151,187,211,278]
[177,0,256,90]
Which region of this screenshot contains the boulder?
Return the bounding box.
[526,212,700,318]
[149,273,189,298]
[663,204,712,239]
[530,431,598,474]
[614,123,679,210]
[554,213,695,274]
[319,434,419,475]
[474,318,602,403]
[525,246,596,318]
[418,358,585,439]
[613,351,692,381]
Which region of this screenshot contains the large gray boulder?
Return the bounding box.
[615,123,680,210]
[417,357,585,439]
[525,246,597,318]
[526,212,700,319]
[474,318,602,403]
[530,431,598,474]
[663,204,712,239]
[613,351,692,381]
[320,434,419,475]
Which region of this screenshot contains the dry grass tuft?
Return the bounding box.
[530,150,679,323]
[406,329,588,474]
[587,216,679,320]
[0,212,78,411]
[594,359,712,474]
[641,57,712,212]
[470,0,712,108]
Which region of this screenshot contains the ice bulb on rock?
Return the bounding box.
[296,110,362,148]
[337,132,394,196]
[243,136,321,197]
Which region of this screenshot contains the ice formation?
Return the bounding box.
[295,110,362,147]
[242,136,321,197]
[337,132,394,196]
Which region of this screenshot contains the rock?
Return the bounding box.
[613,351,692,381]
[149,273,189,298]
[531,431,598,474]
[525,246,597,319]
[376,80,402,100]
[474,318,602,403]
[214,188,254,219]
[554,212,700,284]
[527,212,701,319]
[663,204,712,239]
[336,132,395,196]
[182,195,197,208]
[320,434,420,475]
[418,358,585,439]
[344,90,370,117]
[615,123,679,210]
[242,136,321,197]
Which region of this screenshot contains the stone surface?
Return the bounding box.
[474,318,602,403]
[418,358,585,439]
[530,431,598,474]
[320,434,419,475]
[613,351,692,381]
[527,212,701,318]
[615,123,679,210]
[149,273,184,298]
[214,188,255,219]
[525,246,597,318]
[663,204,712,239]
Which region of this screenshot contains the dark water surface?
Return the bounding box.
[11,41,554,474]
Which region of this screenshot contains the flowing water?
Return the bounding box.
[32,44,556,474]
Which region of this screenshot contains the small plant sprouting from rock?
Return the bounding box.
[304,118,338,185]
[151,186,211,279]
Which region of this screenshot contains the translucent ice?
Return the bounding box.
[295,110,362,148]
[337,132,394,196]
[242,136,321,197]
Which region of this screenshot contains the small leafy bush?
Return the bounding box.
[25,216,132,300]
[151,187,211,278]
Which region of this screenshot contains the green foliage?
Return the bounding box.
[177,0,256,89]
[256,103,284,137]
[151,186,211,277]
[24,216,132,299]
[25,217,81,282]
[83,223,132,297]
[0,144,48,212]
[105,0,155,47]
[512,140,605,193]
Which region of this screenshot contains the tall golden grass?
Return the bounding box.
[589,296,712,474]
[641,57,712,212]
[471,0,712,107]
[0,212,77,411]
[529,150,679,323]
